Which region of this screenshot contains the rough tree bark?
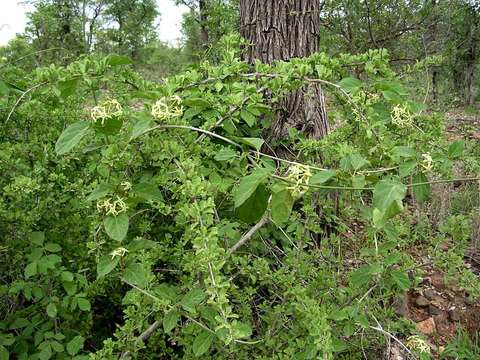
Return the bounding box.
[199,0,210,47]
[240,0,329,142]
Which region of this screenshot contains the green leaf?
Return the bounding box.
[104,214,129,242]
[38,344,52,360]
[77,298,91,311]
[236,184,269,223]
[392,146,416,158]
[9,318,29,329]
[373,180,407,214]
[25,262,37,278]
[309,170,336,185]
[0,346,8,360]
[352,175,366,189]
[181,289,205,313]
[214,148,237,162]
[351,154,369,171]
[183,107,202,120]
[87,184,114,202]
[240,110,256,127]
[371,103,392,122]
[127,239,158,252]
[192,331,214,357]
[412,173,431,203]
[234,168,271,208]
[270,189,294,224]
[44,243,61,253]
[131,116,152,139]
[373,199,404,229]
[0,81,10,96]
[375,80,407,95]
[448,140,465,158]
[163,310,181,333]
[391,270,412,290]
[122,263,149,288]
[153,284,178,302]
[0,334,15,347]
[407,101,427,114]
[107,55,133,66]
[382,90,402,103]
[94,117,123,136]
[349,264,382,287]
[67,336,85,356]
[58,79,79,98]
[50,340,64,353]
[233,321,252,338]
[399,160,417,177]
[183,97,210,108]
[97,256,120,278]
[63,281,77,296]
[339,77,362,93]
[132,182,163,202]
[55,122,91,155]
[239,137,264,151]
[340,154,369,172]
[46,303,57,318]
[31,231,45,246]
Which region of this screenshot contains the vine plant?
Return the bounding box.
[1,45,479,359]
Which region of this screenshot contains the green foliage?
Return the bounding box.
[441,329,480,359]
[1,30,479,360]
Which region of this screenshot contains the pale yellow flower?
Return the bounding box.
[421,153,433,172]
[151,95,183,121]
[286,164,312,198]
[406,335,430,354]
[97,196,128,216]
[91,99,122,125]
[121,181,132,191]
[391,105,414,128]
[109,247,129,259]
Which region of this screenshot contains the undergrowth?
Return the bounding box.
[1,43,479,359]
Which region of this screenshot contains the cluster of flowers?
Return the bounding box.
[286,164,312,198]
[91,99,123,125]
[391,104,414,128]
[109,247,129,259]
[151,95,183,121]
[406,335,430,354]
[351,91,380,122]
[120,181,132,191]
[96,196,128,216]
[421,153,433,172]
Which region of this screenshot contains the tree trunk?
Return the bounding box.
[240,0,329,142]
[464,13,478,106]
[464,63,476,106]
[199,0,210,48]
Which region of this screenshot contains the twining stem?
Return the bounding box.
[146,124,480,192]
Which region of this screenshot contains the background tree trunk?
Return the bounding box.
[199,0,210,47]
[240,0,329,142]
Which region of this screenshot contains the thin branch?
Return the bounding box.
[120,321,161,359]
[228,214,269,254]
[0,47,67,70]
[248,151,328,171]
[408,177,480,187]
[5,82,47,124]
[369,325,416,359]
[143,124,243,148]
[142,125,480,192]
